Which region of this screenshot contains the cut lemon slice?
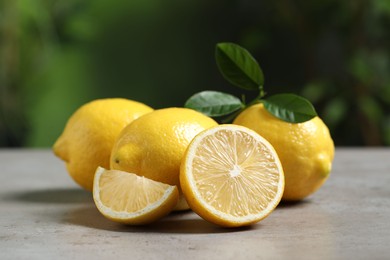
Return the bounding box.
[180,125,284,227]
[93,167,179,225]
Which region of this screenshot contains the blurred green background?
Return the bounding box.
[1,0,390,147]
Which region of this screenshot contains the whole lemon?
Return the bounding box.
[53,98,153,191]
[233,103,334,201]
[110,107,218,188]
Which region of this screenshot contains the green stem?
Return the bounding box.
[245,86,265,108]
[259,85,265,99]
[221,86,266,124]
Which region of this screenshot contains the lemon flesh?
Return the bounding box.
[180,125,284,227]
[93,167,179,225]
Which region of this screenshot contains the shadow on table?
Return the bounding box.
[64,205,256,234]
[5,188,270,234]
[5,188,92,204]
[277,200,312,208]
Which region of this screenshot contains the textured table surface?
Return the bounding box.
[1,148,389,259]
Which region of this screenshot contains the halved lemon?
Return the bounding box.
[93,167,179,225]
[180,125,284,227]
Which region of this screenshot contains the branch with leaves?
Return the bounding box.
[185,42,317,124]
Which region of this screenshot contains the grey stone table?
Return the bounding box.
[1,148,389,259]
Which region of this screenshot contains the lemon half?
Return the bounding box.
[180,125,284,227]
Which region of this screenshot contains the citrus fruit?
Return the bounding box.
[180,124,284,227]
[233,103,334,201]
[110,107,218,187]
[93,167,179,225]
[110,107,218,211]
[53,98,153,191]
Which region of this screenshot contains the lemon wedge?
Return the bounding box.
[93,167,179,225]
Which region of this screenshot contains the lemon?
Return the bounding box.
[233,103,334,201]
[110,107,218,210]
[180,125,284,227]
[93,167,179,225]
[53,98,153,191]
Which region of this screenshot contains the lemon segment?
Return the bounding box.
[180,125,284,227]
[93,167,179,225]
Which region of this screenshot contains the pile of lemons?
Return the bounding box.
[53,98,334,227]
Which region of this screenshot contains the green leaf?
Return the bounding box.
[184,91,243,117]
[216,42,264,90]
[262,94,317,123]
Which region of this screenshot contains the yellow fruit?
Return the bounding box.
[110,107,218,211]
[53,98,153,191]
[233,103,334,201]
[93,167,179,225]
[110,107,218,186]
[180,125,284,227]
